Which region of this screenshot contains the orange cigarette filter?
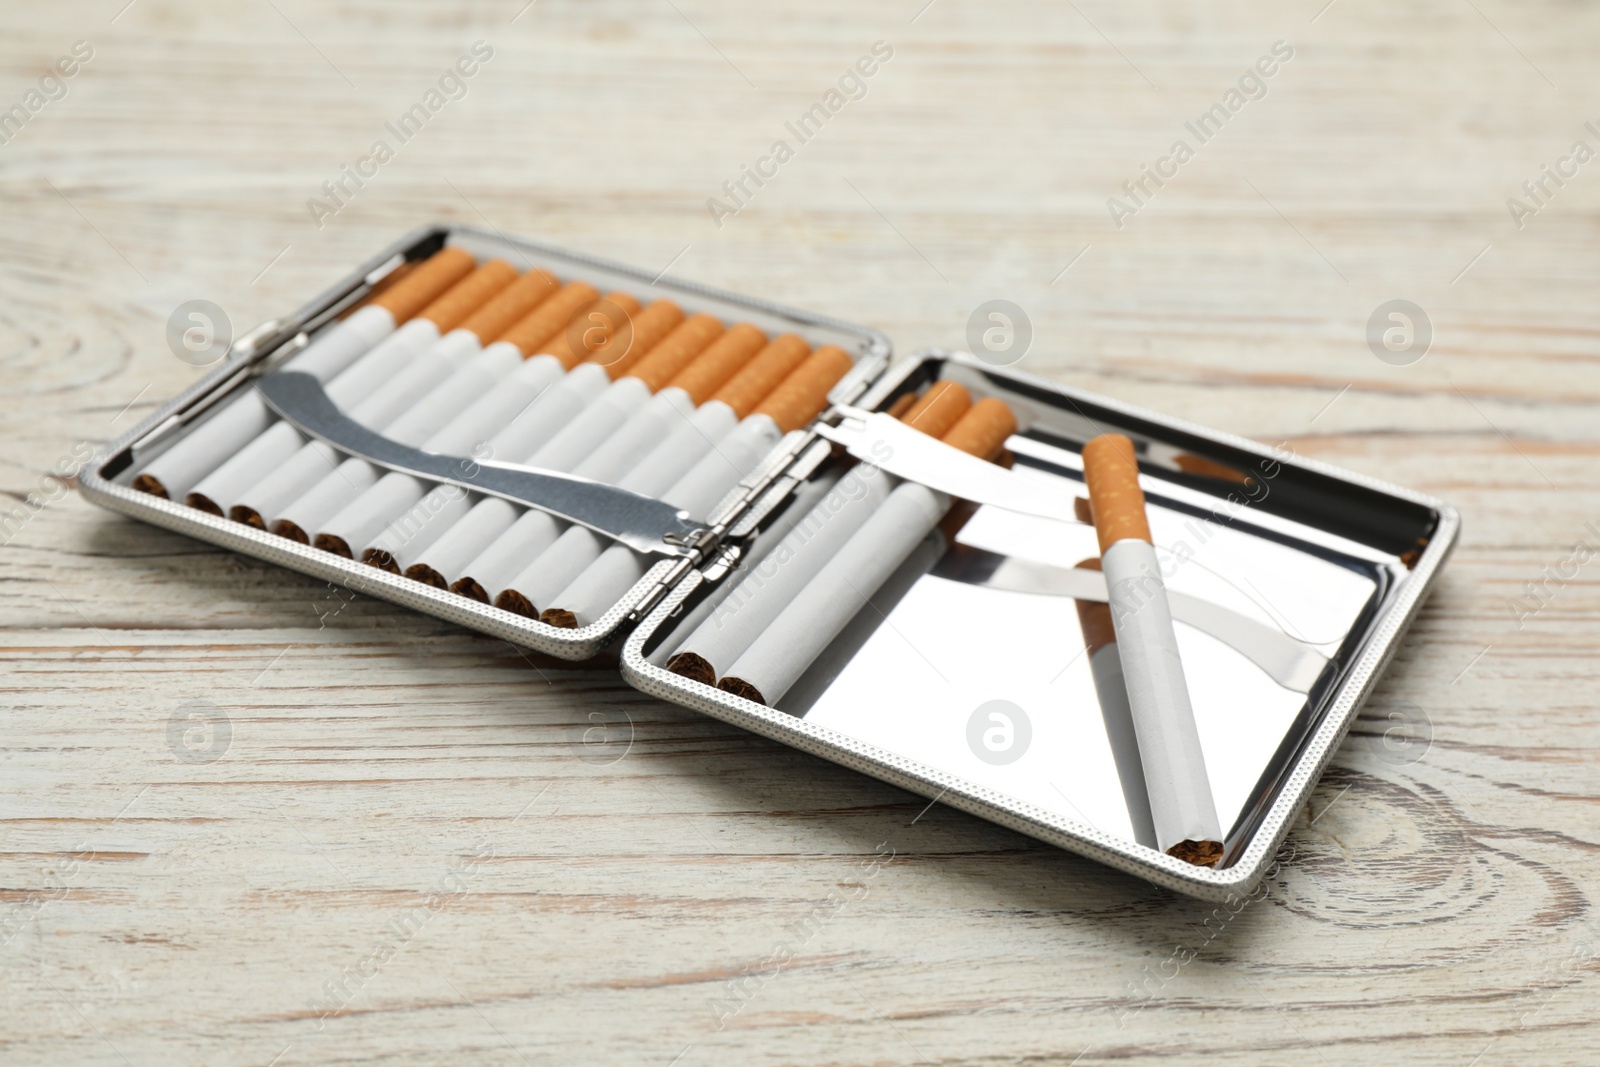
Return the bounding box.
[495,282,602,358]
[750,345,855,433]
[367,247,477,323]
[668,323,769,404]
[589,299,686,379]
[939,397,1017,462]
[536,292,645,369]
[902,380,973,440]
[459,269,562,344]
[1081,433,1152,554]
[414,260,518,332]
[713,334,813,419]
[627,313,726,392]
[1072,558,1117,655]
[883,391,919,420]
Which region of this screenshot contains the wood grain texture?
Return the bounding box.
[4,1,1599,1064]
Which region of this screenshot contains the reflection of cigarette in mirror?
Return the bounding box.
[1082,433,1223,867]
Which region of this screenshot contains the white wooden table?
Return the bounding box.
[4,1,1599,1063]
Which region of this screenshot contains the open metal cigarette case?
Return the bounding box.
[82,224,1458,900]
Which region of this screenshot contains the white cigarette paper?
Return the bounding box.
[182,317,440,513]
[136,304,398,500]
[647,470,842,667]
[503,399,737,614]
[269,328,491,540]
[717,478,947,706]
[544,412,788,626]
[451,379,677,599]
[370,361,613,574]
[340,350,569,566]
[1101,538,1222,854]
[664,458,892,679]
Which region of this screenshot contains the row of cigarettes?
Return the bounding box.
[133,247,854,626]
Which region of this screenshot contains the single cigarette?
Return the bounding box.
[445,314,727,600]
[133,247,474,502]
[1073,558,1159,850]
[360,292,644,573]
[663,379,971,683]
[311,282,624,559]
[186,260,518,520]
[1081,432,1222,867]
[715,397,1016,707]
[511,341,848,624]
[381,298,687,585]
[482,322,769,612]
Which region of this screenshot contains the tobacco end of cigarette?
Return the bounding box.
[403,563,448,588]
[450,577,490,603]
[1082,433,1152,555]
[494,589,538,618]
[940,397,1017,460]
[418,260,518,331]
[716,676,768,706]
[1166,839,1224,867]
[665,652,717,686]
[228,505,266,530]
[1073,495,1093,525]
[272,519,310,544]
[184,492,223,517]
[540,608,578,629]
[361,548,400,574]
[902,380,972,438]
[131,474,168,499]
[751,344,855,433]
[369,247,476,322]
[1072,558,1116,654]
[313,533,354,558]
